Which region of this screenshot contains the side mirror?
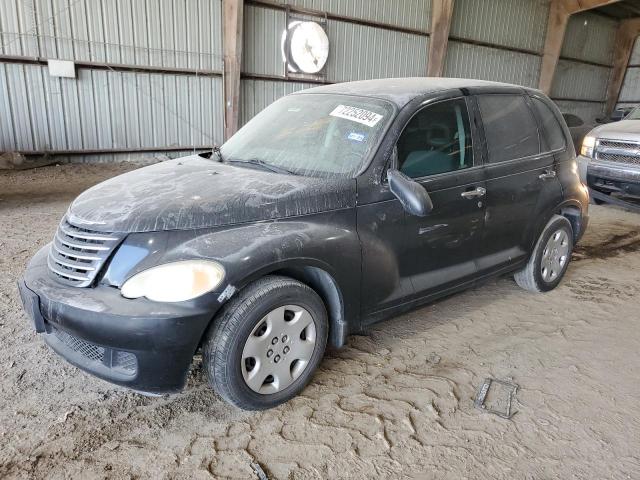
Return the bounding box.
[387,169,433,217]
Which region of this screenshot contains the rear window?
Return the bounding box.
[534,98,566,151]
[478,95,540,163]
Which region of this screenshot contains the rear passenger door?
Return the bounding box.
[474,93,562,274]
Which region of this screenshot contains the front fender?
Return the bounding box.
[103,209,361,338]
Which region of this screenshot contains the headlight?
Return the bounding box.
[581,136,595,158]
[121,260,225,302]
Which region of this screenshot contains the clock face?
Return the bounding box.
[281,21,329,74]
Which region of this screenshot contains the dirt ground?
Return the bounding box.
[1,163,640,479]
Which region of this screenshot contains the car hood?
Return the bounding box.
[66,155,356,233]
[591,120,640,142]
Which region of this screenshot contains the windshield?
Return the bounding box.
[626,107,640,120]
[221,94,395,178]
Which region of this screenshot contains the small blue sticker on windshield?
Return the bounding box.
[347,132,366,142]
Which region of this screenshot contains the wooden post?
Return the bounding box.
[223,0,244,141]
[538,0,570,94]
[538,0,624,94]
[427,0,455,77]
[605,19,640,117]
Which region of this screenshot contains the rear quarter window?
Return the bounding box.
[477,94,540,163]
[534,98,567,151]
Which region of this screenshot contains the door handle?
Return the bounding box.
[460,186,486,199]
[539,169,556,180]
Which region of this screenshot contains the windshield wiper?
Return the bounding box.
[227,158,295,175]
[212,145,224,162]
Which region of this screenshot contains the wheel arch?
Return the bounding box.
[214,260,350,349]
[557,200,586,243]
[272,265,348,348]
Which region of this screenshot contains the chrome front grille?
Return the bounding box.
[48,217,123,287]
[598,140,638,150]
[596,139,640,167]
[596,152,640,166]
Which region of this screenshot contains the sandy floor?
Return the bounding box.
[1,163,640,479]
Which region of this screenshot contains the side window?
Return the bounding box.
[397,98,474,179]
[477,95,540,163]
[534,98,567,151]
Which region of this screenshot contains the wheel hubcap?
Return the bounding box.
[241,305,316,394]
[541,228,570,283]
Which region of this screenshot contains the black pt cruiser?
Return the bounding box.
[19,78,589,410]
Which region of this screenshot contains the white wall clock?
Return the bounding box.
[281,21,329,74]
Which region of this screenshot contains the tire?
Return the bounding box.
[203,275,328,410]
[514,215,574,293]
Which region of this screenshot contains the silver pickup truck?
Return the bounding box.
[578,106,640,202]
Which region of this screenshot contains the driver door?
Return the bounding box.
[396,97,486,298]
[359,97,486,319]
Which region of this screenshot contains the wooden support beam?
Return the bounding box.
[538,0,624,94]
[605,18,640,116]
[539,0,571,94]
[223,0,244,141]
[427,0,455,77]
[565,0,624,14]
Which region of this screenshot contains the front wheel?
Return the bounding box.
[514,215,574,293]
[203,276,328,410]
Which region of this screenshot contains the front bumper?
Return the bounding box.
[20,245,220,394]
[579,156,640,197]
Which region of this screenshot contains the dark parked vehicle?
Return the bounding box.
[562,112,596,152]
[610,106,635,123]
[19,78,589,410]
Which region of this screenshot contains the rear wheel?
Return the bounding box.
[514,215,573,293]
[203,276,328,410]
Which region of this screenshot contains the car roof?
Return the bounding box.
[294,77,540,108]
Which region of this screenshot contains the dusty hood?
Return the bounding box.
[591,120,640,142]
[66,156,356,233]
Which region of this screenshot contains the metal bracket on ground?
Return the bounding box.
[251,462,269,480]
[474,377,518,419]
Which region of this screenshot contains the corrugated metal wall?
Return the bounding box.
[551,11,617,121]
[448,0,548,53]
[0,0,223,70]
[0,0,224,158]
[444,41,541,88]
[240,2,429,126]
[551,60,611,101]
[443,0,547,87]
[0,62,222,153]
[618,38,640,108]
[1,0,630,159]
[560,11,617,65]
[284,0,431,30]
[324,21,428,83]
[242,4,429,80]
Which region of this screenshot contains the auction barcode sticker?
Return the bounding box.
[330,105,383,127]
